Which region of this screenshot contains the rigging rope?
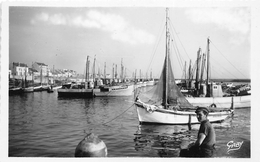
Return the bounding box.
[207,50,238,79]
[169,19,191,61]
[145,18,166,75]
[210,40,247,78]
[171,37,183,72]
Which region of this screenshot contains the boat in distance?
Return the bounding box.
[57,82,94,98]
[94,85,134,97]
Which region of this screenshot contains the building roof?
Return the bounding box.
[29,68,38,73]
[35,62,48,66]
[13,62,28,67]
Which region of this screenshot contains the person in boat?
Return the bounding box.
[180,107,216,157]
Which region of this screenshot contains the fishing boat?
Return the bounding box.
[94,57,134,97]
[9,86,23,95]
[22,71,34,93]
[23,87,34,93]
[9,78,23,95]
[57,56,95,98]
[134,8,233,125]
[184,38,251,109]
[186,95,250,109]
[57,82,93,97]
[94,84,134,97]
[47,86,54,93]
[33,66,43,92]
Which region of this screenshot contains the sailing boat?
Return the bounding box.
[22,69,34,93]
[134,8,233,125]
[93,58,134,97]
[34,64,43,92]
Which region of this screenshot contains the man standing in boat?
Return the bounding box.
[181,107,216,157]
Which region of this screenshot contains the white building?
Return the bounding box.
[10,62,29,77]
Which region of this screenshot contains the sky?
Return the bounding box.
[8,3,251,80]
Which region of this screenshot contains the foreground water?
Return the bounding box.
[9,90,250,158]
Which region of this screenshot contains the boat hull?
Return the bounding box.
[23,87,34,93]
[9,87,23,95]
[94,85,134,97]
[33,85,43,92]
[47,88,54,93]
[41,85,50,91]
[57,89,94,98]
[186,95,250,109]
[135,103,233,125]
[146,81,155,86]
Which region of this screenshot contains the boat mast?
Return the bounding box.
[184,61,187,86]
[32,62,34,85]
[124,67,127,81]
[200,53,206,88]
[104,62,106,80]
[139,69,141,82]
[163,8,169,107]
[188,59,192,89]
[40,65,42,86]
[150,69,152,80]
[195,48,201,96]
[206,37,211,97]
[86,56,89,82]
[93,55,96,83]
[115,64,117,80]
[112,63,114,81]
[121,58,123,82]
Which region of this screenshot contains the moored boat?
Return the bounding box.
[33,85,43,92]
[47,86,54,93]
[134,8,233,125]
[9,87,23,95]
[57,82,94,97]
[23,87,34,93]
[135,98,233,124]
[186,95,250,109]
[183,38,251,109]
[94,84,134,97]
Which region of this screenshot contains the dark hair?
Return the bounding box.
[195,107,209,116]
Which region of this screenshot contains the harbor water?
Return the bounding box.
[9,89,250,158]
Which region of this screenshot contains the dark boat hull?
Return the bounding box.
[57,89,94,98]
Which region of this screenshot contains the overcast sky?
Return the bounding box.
[8,3,251,79]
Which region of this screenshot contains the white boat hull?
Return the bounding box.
[23,87,34,93]
[146,81,155,86]
[94,85,134,97]
[186,95,250,109]
[33,85,43,92]
[135,102,233,125]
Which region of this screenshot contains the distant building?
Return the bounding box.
[10,62,29,77]
[32,62,49,76]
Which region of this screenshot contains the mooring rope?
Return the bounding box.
[102,103,135,126]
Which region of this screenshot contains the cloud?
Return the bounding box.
[31,10,155,45]
[185,8,250,34]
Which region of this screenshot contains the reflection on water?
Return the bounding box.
[133,113,250,158]
[134,124,196,157]
[9,92,250,157]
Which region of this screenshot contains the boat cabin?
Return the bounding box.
[211,84,224,97]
